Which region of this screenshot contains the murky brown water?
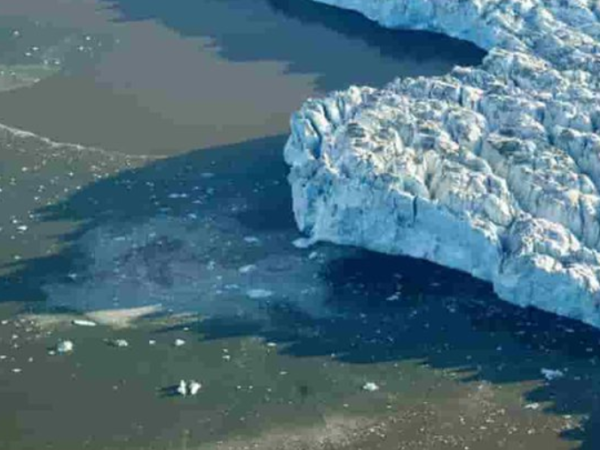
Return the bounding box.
[0,0,482,155]
[0,0,597,449]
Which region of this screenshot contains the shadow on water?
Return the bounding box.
[99,0,486,91]
[1,132,600,447]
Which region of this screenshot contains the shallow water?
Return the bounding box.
[0,0,484,155]
[0,0,597,449]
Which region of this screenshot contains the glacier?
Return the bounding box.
[284,0,600,328]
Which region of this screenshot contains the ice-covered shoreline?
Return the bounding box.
[285,1,600,327]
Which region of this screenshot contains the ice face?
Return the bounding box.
[285,0,600,328]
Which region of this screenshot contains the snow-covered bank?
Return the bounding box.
[285,0,600,327]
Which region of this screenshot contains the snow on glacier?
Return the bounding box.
[285,0,600,328]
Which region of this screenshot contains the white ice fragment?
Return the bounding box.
[308,251,319,260]
[189,380,202,395]
[56,340,74,354]
[525,403,541,410]
[113,339,129,348]
[292,238,313,249]
[177,380,188,396]
[246,289,274,299]
[12,368,22,374]
[386,293,401,302]
[174,339,186,347]
[266,342,277,348]
[16,225,28,232]
[541,368,565,381]
[243,236,260,244]
[238,264,256,274]
[72,319,97,327]
[362,382,380,392]
[149,340,156,345]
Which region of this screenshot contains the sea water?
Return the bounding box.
[0,0,595,449]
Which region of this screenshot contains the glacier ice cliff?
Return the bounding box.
[284,0,600,328]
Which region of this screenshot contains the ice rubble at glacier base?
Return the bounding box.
[285,0,600,328]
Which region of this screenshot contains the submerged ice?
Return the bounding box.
[286,0,600,327]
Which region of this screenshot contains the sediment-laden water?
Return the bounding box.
[0,0,597,449]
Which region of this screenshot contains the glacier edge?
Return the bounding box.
[285,0,600,328]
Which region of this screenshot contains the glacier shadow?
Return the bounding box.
[195,250,600,449]
[98,0,486,92]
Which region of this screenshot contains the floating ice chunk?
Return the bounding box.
[72,319,97,327]
[12,368,22,374]
[541,368,565,381]
[113,339,129,348]
[177,380,187,396]
[168,193,189,199]
[174,339,186,347]
[189,380,202,395]
[149,340,156,345]
[56,340,74,354]
[176,380,202,397]
[292,238,313,249]
[243,236,260,244]
[238,264,256,274]
[362,382,380,392]
[246,289,274,299]
[16,225,28,232]
[525,403,541,410]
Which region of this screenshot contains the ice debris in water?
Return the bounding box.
[238,264,256,274]
[246,289,274,299]
[72,319,97,327]
[174,339,186,347]
[525,403,541,410]
[362,382,380,392]
[56,340,74,354]
[243,236,260,244]
[177,380,187,396]
[189,381,202,395]
[177,380,202,396]
[292,238,314,249]
[112,339,129,348]
[541,368,565,381]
